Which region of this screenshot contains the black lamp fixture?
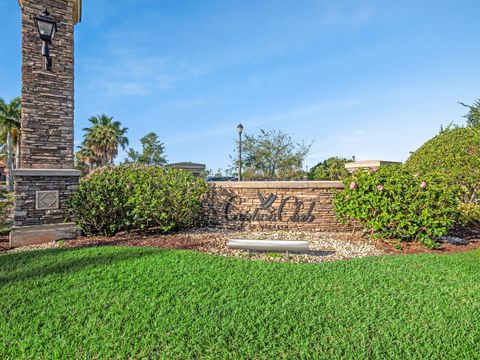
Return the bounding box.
[237,123,244,181]
[237,123,244,135]
[34,8,57,71]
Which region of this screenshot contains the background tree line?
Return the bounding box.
[2,97,479,182]
[75,115,167,174]
[227,128,355,181]
[0,97,21,191]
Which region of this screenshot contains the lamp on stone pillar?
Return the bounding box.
[11,0,83,248]
[237,123,244,181]
[34,8,57,71]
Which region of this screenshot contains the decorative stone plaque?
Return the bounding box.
[36,191,59,210]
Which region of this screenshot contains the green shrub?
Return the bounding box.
[458,203,480,227]
[405,126,480,204]
[334,165,459,248]
[68,165,208,236]
[0,191,14,226]
[309,156,353,180]
[68,166,130,236]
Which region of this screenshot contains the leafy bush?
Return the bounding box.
[0,191,14,227]
[309,156,354,180]
[334,165,459,248]
[68,166,129,236]
[405,126,480,204]
[68,165,208,236]
[457,203,480,227]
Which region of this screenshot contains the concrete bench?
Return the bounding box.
[227,239,309,252]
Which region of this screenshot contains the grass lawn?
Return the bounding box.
[1,247,479,359]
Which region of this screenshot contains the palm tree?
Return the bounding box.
[12,127,21,169]
[0,97,21,191]
[82,114,129,166]
[75,144,99,171]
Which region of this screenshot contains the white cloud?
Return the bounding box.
[165,97,363,145]
[155,74,175,90]
[113,82,150,96]
[78,48,211,98]
[316,2,375,26]
[246,98,362,126]
[168,98,207,109]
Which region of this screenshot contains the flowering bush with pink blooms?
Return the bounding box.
[334,165,459,248]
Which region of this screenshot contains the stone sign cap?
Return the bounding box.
[211,181,344,189]
[345,160,402,173]
[18,0,82,24]
[14,169,82,177]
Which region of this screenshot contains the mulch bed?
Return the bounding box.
[65,230,228,252]
[378,239,480,255]
[377,227,480,255]
[0,234,9,252]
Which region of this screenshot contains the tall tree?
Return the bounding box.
[82,114,129,166]
[125,132,167,165]
[0,97,21,191]
[459,99,480,128]
[232,129,311,180]
[12,127,21,169]
[75,144,99,174]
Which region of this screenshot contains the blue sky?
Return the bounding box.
[1,0,479,172]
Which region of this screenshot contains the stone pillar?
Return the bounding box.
[10,0,83,248]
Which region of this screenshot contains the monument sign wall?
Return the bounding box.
[202,181,350,231]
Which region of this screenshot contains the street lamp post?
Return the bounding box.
[34,8,57,71]
[237,123,244,181]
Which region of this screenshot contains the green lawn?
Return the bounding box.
[1,246,479,359]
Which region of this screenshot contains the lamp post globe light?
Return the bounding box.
[237,123,244,181]
[34,8,57,71]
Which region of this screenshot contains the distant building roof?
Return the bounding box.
[166,162,205,168]
[165,162,206,177]
[206,176,237,182]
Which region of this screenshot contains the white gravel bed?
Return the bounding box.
[213,229,384,263]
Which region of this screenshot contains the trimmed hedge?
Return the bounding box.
[406,126,480,227]
[68,165,208,236]
[334,165,459,248]
[406,126,480,204]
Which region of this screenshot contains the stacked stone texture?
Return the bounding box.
[202,182,351,232]
[20,0,75,169]
[14,175,79,226]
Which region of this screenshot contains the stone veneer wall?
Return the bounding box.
[13,171,79,227]
[20,0,76,168]
[202,181,350,231]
